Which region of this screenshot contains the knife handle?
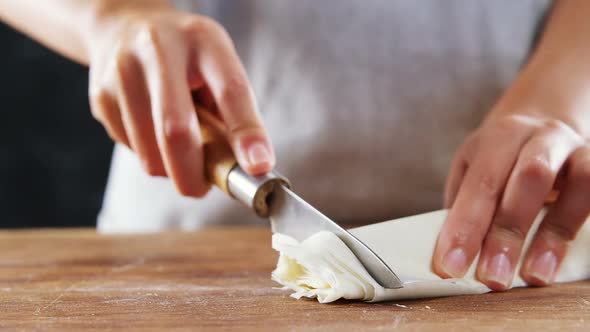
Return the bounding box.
[196,105,291,217]
[197,106,237,195]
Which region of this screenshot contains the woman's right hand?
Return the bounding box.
[86,1,274,197]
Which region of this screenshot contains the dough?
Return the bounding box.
[272,210,590,303]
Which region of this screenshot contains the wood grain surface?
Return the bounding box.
[0,227,588,331]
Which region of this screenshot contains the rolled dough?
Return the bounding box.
[272,210,590,303]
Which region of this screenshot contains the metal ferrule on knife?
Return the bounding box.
[227,167,290,218]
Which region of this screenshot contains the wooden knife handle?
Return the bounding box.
[196,105,237,196]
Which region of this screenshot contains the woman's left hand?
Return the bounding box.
[433,109,589,290]
[432,0,590,290]
[430,40,590,290]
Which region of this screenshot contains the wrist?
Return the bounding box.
[488,56,590,139]
[83,0,174,60]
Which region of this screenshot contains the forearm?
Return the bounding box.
[0,0,171,65]
[494,0,590,137]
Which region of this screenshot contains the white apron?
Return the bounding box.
[98,0,552,232]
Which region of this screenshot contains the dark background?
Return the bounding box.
[0,22,113,228]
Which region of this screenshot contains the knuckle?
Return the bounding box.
[452,230,471,246]
[541,222,577,242]
[489,222,527,244]
[186,16,234,48]
[477,173,502,199]
[450,216,487,246]
[219,75,251,105]
[542,118,567,132]
[138,22,160,43]
[494,115,527,133]
[163,118,193,145]
[540,119,584,144]
[519,155,553,183]
[228,123,264,143]
[135,23,164,59]
[114,49,136,82]
[191,16,227,38]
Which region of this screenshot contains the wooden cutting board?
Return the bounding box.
[0,227,588,331]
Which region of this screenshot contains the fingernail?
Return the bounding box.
[484,253,512,289]
[528,251,557,285]
[442,248,468,277]
[247,141,271,167]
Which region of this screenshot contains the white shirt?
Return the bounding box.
[98,0,552,232]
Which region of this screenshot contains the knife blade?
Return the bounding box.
[197,106,403,289]
[269,185,403,289]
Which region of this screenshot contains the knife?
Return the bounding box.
[197,106,403,289]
